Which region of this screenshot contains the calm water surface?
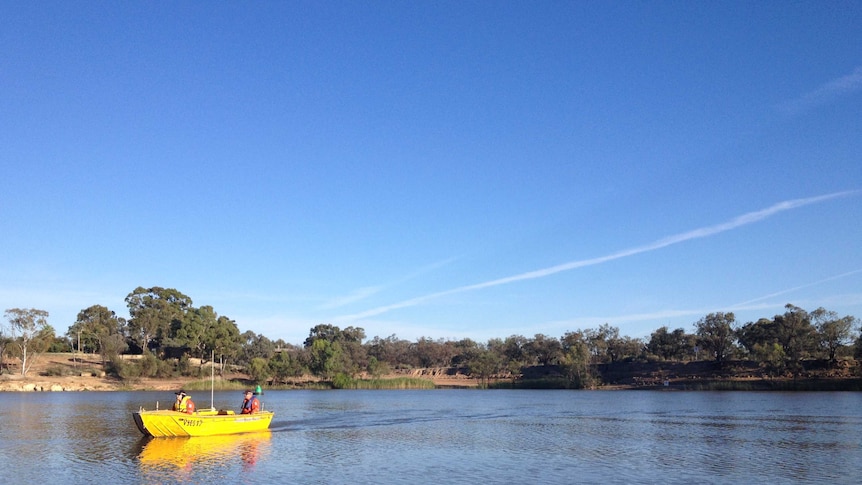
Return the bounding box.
[0,390,859,484]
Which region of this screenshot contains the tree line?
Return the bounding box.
[2,286,861,388]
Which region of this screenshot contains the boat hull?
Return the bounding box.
[133,408,274,437]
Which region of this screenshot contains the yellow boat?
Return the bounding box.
[133,407,274,437]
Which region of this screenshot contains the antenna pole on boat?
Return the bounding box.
[210,349,215,410]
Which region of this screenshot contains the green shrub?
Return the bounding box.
[110,357,139,379]
[331,374,435,389]
[177,355,192,376]
[332,372,353,389]
[43,365,72,376]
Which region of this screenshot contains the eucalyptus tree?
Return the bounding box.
[810,307,856,363]
[67,314,100,354]
[68,304,127,365]
[597,324,626,363]
[580,324,634,363]
[307,338,344,379]
[171,305,243,374]
[269,345,307,383]
[494,334,529,377]
[304,324,343,377]
[339,326,368,375]
[247,357,272,384]
[411,337,454,368]
[204,315,243,374]
[468,349,501,388]
[240,330,276,365]
[173,305,216,361]
[125,286,193,353]
[774,304,816,373]
[647,326,690,361]
[303,324,366,376]
[365,334,410,367]
[499,335,527,364]
[524,334,562,366]
[583,327,609,363]
[412,336,438,368]
[614,336,647,362]
[694,312,737,365]
[485,337,509,374]
[736,306,816,373]
[560,330,597,388]
[4,308,54,376]
[451,338,481,367]
[736,318,777,357]
[303,323,345,347]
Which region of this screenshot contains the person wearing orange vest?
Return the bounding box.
[173,390,195,414]
[241,389,260,414]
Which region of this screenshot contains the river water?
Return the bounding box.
[0,390,859,484]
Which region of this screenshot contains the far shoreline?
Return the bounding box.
[2,352,860,392]
[3,373,861,392]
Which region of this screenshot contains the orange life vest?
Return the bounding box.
[174,396,195,414]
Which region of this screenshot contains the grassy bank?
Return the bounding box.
[679,378,862,391]
[332,375,436,389]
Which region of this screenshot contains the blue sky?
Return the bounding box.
[2,2,861,345]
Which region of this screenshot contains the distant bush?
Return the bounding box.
[109,353,176,379]
[331,373,435,389]
[48,341,73,353]
[177,355,192,376]
[43,365,72,376]
[490,377,569,389]
[331,373,353,389]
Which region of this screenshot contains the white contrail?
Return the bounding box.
[338,191,859,321]
[733,269,862,306]
[319,257,458,310]
[318,286,384,310]
[780,65,862,114]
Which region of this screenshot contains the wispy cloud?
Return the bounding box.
[320,257,458,310]
[318,286,384,310]
[338,191,859,321]
[779,65,862,114]
[398,257,460,283]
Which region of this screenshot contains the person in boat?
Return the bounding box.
[173,390,195,414]
[241,389,260,414]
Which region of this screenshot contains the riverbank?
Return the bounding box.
[1,352,859,391]
[0,353,199,391]
[0,353,481,391]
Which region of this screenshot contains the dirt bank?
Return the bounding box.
[0,353,204,392]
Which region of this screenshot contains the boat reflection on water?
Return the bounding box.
[137,430,272,472]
